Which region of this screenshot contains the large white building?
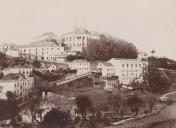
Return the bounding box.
[19,32,65,62]
[67,59,90,75]
[19,43,65,62]
[97,54,148,85]
[3,66,33,78]
[108,58,144,84]
[0,74,34,102]
[62,27,100,53]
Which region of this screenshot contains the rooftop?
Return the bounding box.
[100,62,113,67]
[19,42,62,48]
[68,59,88,63]
[109,58,140,62]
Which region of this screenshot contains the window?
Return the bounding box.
[122,64,124,67]
[127,64,129,67]
[131,64,133,67]
[58,48,59,50]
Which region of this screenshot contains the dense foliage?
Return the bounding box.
[0,52,29,68]
[0,91,18,120]
[42,109,71,128]
[75,95,93,117]
[148,67,171,94]
[82,34,138,61]
[66,55,85,61]
[148,56,176,70]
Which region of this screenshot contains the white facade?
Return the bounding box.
[0,76,34,101]
[19,44,65,62]
[97,57,147,85]
[62,27,100,53]
[3,66,33,77]
[47,64,57,72]
[97,62,115,77]
[19,32,65,62]
[6,49,19,57]
[108,58,144,85]
[67,60,90,75]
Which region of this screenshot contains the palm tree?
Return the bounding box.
[150,49,155,56]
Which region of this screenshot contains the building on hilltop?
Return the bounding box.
[18,32,65,62]
[62,27,100,53]
[19,43,65,62]
[0,73,34,102]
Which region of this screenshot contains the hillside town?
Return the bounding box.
[1,1,176,128]
[1,24,176,128]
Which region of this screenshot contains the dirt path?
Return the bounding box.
[110,103,176,128]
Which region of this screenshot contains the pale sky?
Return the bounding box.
[0,0,176,59]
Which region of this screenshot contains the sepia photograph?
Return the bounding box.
[0,0,176,128]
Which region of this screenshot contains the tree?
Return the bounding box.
[126,94,142,116]
[66,55,85,61]
[33,60,41,68]
[29,93,43,125]
[151,49,155,56]
[82,34,138,61]
[75,95,93,118]
[148,67,171,94]
[6,91,16,100]
[0,92,18,126]
[42,108,71,128]
[108,91,126,119]
[142,93,157,113]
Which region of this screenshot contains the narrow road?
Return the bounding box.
[160,91,176,99]
[113,93,176,128]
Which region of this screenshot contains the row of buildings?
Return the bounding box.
[4,27,100,63]
[0,27,148,95]
[0,52,148,102]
